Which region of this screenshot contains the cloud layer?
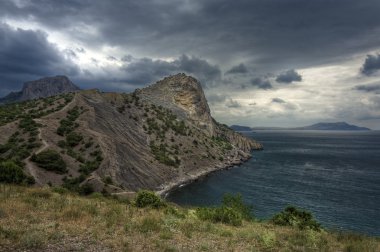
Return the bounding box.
[0,0,380,128]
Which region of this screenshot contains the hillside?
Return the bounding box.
[0,76,80,104]
[0,73,262,196]
[0,185,378,251]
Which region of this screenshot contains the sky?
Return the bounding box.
[1,0,380,129]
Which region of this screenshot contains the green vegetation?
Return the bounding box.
[54,105,103,186]
[0,185,378,251]
[0,161,34,184]
[135,190,165,209]
[31,150,67,174]
[212,136,233,151]
[196,193,252,226]
[271,205,322,231]
[57,106,81,136]
[150,143,180,167]
[0,93,74,127]
[65,132,83,147]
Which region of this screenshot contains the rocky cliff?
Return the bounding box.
[0,76,80,104]
[0,73,262,195]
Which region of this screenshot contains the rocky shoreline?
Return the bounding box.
[157,150,258,197]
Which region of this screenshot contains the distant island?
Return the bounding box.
[230,125,252,131]
[231,122,371,131]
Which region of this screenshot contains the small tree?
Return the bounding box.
[135,190,165,208]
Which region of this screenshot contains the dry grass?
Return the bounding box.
[0,184,379,252]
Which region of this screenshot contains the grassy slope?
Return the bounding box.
[0,185,379,252]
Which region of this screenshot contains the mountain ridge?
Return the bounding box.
[0,73,262,196]
[0,75,80,104]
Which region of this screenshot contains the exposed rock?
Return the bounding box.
[0,73,262,195]
[139,73,215,135]
[20,75,80,101]
[0,75,80,104]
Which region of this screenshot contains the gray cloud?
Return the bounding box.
[271,97,297,110]
[0,23,79,96]
[226,98,242,108]
[251,77,273,90]
[272,98,286,103]
[2,0,380,72]
[120,54,221,87]
[275,69,302,84]
[361,54,380,75]
[354,84,380,93]
[225,63,248,75]
[207,94,228,104]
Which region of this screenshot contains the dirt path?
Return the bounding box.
[24,126,48,185]
[24,94,77,185]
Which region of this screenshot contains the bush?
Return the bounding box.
[222,193,253,220]
[0,160,34,184]
[196,206,242,226]
[66,132,83,147]
[135,190,165,208]
[195,193,253,226]
[271,206,321,231]
[31,150,67,174]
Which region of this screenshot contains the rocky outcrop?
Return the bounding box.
[20,76,80,101]
[0,73,262,195]
[139,73,215,135]
[0,76,80,104]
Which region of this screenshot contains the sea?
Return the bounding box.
[168,130,380,236]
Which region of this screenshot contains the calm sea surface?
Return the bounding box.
[168,130,380,236]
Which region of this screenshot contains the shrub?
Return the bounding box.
[57,140,66,148]
[135,190,165,208]
[0,160,34,184]
[66,132,83,147]
[78,183,94,196]
[196,206,242,226]
[31,150,67,174]
[195,193,253,226]
[271,206,321,231]
[222,193,253,220]
[103,176,113,185]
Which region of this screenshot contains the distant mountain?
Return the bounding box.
[230,125,252,131]
[0,76,80,104]
[295,122,371,131]
[252,122,371,131]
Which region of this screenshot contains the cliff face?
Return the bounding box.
[20,76,80,101]
[138,74,215,135]
[0,73,262,194]
[0,76,80,104]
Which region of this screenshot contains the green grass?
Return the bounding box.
[0,185,379,251]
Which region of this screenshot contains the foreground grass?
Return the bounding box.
[0,185,379,252]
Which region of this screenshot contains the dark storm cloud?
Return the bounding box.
[275,69,302,84]
[272,98,286,103]
[0,23,78,96]
[251,77,273,90]
[225,63,248,75]
[354,84,380,93]
[2,0,380,72]
[360,54,380,76]
[120,55,221,87]
[271,97,297,110]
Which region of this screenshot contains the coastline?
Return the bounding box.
[156,151,254,197]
